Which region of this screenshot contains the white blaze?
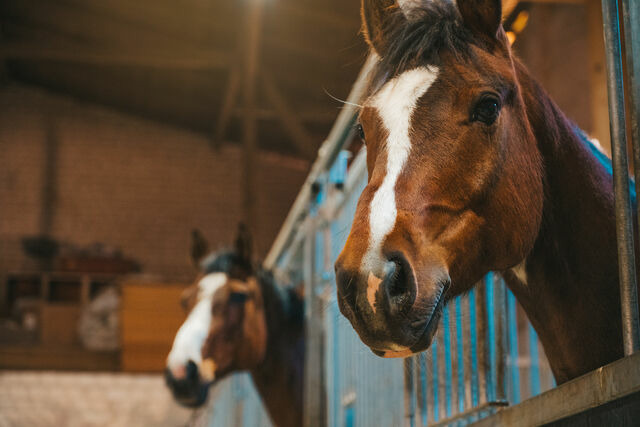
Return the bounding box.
[166,273,227,377]
[361,66,439,277]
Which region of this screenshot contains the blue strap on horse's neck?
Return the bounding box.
[574,126,637,203]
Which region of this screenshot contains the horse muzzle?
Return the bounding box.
[164,360,210,408]
[335,252,450,358]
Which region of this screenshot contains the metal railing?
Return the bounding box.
[271,145,555,427]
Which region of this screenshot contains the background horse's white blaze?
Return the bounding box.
[361,67,440,300]
[166,273,227,378]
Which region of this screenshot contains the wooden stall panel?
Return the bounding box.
[120,282,187,372]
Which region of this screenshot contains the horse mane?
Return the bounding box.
[374,1,473,84]
[200,250,303,323]
[573,126,637,201]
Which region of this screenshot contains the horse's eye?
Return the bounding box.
[472,97,501,125]
[356,124,366,141]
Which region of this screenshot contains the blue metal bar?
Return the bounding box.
[432,341,440,421]
[507,291,521,403]
[419,353,428,426]
[443,307,453,418]
[528,324,541,397]
[601,0,640,356]
[484,274,496,403]
[455,297,465,414]
[469,289,479,407]
[332,302,341,427]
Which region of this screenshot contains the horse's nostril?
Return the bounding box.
[383,256,416,314]
[186,360,199,381]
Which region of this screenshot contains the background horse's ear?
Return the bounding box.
[235,223,253,266]
[457,0,503,42]
[190,229,209,267]
[361,0,403,57]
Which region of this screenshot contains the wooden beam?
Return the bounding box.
[242,1,264,240]
[233,107,338,123]
[0,43,231,70]
[261,71,318,160]
[213,67,241,149]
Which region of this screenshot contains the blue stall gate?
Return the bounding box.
[201,54,556,427]
[271,147,555,427]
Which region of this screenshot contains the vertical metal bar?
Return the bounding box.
[437,330,447,421]
[476,281,489,404]
[417,353,428,426]
[455,297,466,414]
[442,306,453,418]
[404,357,416,427]
[528,324,541,397]
[484,275,497,403]
[468,289,480,408]
[506,291,521,404]
[432,340,440,421]
[622,0,640,354]
[303,221,327,427]
[449,301,460,416]
[493,276,508,404]
[427,348,436,425]
[601,0,640,355]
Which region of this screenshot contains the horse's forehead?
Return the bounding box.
[197,272,228,301]
[367,66,440,137]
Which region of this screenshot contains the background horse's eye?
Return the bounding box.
[472,97,501,125]
[356,124,366,141]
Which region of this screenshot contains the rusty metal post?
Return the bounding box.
[601,0,640,355]
[621,0,640,355]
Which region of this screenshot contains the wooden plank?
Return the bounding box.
[40,304,81,345]
[586,0,611,153]
[120,283,188,312]
[120,311,185,344]
[120,283,188,372]
[121,343,172,372]
[0,43,231,70]
[241,0,264,238]
[473,352,640,427]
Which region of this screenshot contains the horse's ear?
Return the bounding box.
[361,0,403,56]
[234,223,253,266]
[190,229,209,267]
[457,0,503,42]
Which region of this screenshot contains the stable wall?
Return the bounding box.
[0,84,308,281]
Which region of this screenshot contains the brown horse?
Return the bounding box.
[165,229,304,427]
[335,0,634,384]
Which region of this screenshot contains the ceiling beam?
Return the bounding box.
[261,71,318,160]
[233,108,338,123]
[213,66,241,149]
[0,43,231,70]
[241,0,264,239]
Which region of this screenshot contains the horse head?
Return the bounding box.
[335,0,544,357]
[165,225,267,407]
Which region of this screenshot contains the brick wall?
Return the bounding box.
[0,84,308,281]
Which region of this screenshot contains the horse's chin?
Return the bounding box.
[171,382,210,409]
[369,285,447,359]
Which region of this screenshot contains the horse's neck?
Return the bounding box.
[250,279,304,427]
[505,60,623,383]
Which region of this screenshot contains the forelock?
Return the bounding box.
[373,1,473,85]
[200,251,246,275]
